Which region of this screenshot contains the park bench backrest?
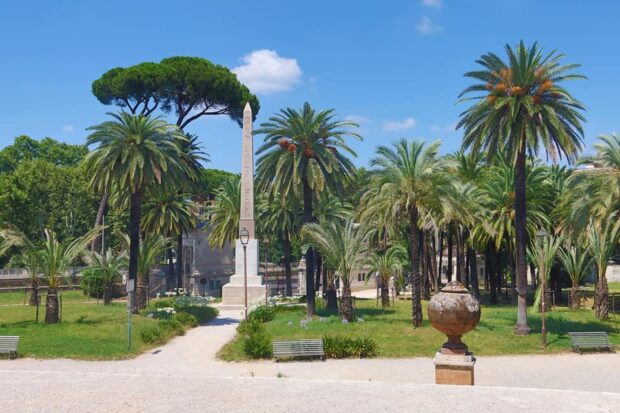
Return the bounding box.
[273,339,324,359]
[568,332,612,352]
[0,336,20,354]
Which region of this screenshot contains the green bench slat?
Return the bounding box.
[568,332,613,353]
[273,339,324,359]
[0,336,20,357]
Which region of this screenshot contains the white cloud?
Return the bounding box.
[383,117,416,132]
[416,16,442,34]
[345,115,371,125]
[63,125,75,132]
[420,0,442,8]
[232,49,302,94]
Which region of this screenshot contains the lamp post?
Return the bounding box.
[240,227,250,319]
[536,229,548,348]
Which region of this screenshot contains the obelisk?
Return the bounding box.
[221,102,265,307]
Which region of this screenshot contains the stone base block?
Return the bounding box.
[433,352,475,385]
[221,283,266,306]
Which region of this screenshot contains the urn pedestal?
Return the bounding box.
[427,281,480,386]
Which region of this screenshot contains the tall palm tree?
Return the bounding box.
[256,102,361,317]
[558,244,592,310]
[366,245,407,307]
[142,188,199,289]
[207,175,241,249]
[84,112,186,311]
[528,233,562,312]
[301,219,369,321]
[587,216,620,319]
[361,139,446,327]
[82,248,127,305]
[39,229,98,323]
[256,194,301,297]
[458,41,585,334]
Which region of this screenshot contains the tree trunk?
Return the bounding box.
[509,247,517,304]
[302,178,315,317]
[103,284,113,305]
[551,264,563,305]
[438,232,444,287]
[380,276,390,307]
[447,227,453,282]
[421,230,430,300]
[410,207,423,327]
[326,274,338,312]
[91,193,109,252]
[456,228,466,285]
[594,272,609,319]
[283,235,293,297]
[128,190,143,315]
[136,281,148,310]
[29,280,39,306]
[340,283,354,322]
[45,291,59,324]
[176,232,183,291]
[167,248,175,292]
[487,243,497,304]
[568,284,580,310]
[315,253,322,293]
[468,247,481,299]
[513,145,530,335]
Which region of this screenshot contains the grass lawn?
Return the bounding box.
[0,290,200,360]
[218,296,620,361]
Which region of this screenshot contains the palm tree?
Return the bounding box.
[256,194,301,297]
[528,233,563,312]
[256,102,361,317]
[458,41,586,334]
[302,219,368,321]
[0,227,42,306]
[361,139,445,327]
[366,245,407,307]
[587,216,620,319]
[142,188,199,290]
[82,248,127,305]
[558,244,592,310]
[207,175,241,249]
[38,229,98,323]
[84,112,186,312]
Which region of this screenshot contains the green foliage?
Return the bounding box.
[238,319,272,359]
[323,335,377,358]
[0,159,97,243]
[91,57,259,128]
[0,135,88,173]
[174,312,198,328]
[201,168,236,198]
[80,268,106,298]
[174,305,217,324]
[248,305,275,323]
[139,324,164,344]
[206,175,240,248]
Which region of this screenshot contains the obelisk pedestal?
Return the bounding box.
[221,102,266,308]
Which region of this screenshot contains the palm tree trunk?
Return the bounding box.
[283,235,293,297]
[456,228,466,284]
[409,207,423,327]
[91,194,109,252]
[302,178,315,317]
[340,282,354,322]
[438,232,444,287]
[514,146,530,335]
[568,283,580,310]
[45,289,59,324]
[29,280,39,306]
[468,247,480,299]
[421,230,430,300]
[103,283,113,305]
[447,227,453,282]
[326,272,338,312]
[176,232,183,290]
[167,248,175,292]
[380,275,390,307]
[594,269,609,319]
[487,242,497,304]
[128,190,143,315]
[315,253,322,293]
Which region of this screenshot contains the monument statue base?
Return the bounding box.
[221,239,266,308]
[433,352,475,385]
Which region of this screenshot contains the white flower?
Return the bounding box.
[358,318,365,323]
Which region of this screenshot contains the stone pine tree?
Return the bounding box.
[457,41,586,335]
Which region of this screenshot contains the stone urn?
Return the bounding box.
[427,281,480,355]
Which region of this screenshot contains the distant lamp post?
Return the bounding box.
[536,229,548,348]
[240,227,250,319]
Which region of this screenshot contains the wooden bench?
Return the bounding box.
[568,332,613,354]
[0,336,20,359]
[273,339,325,361]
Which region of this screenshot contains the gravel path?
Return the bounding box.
[1,307,619,412]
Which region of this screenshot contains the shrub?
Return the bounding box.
[151,299,175,309]
[175,305,218,324]
[140,325,164,344]
[323,335,377,359]
[174,312,198,328]
[238,319,272,359]
[248,305,275,323]
[158,318,185,336]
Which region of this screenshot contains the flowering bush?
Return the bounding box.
[147,307,176,320]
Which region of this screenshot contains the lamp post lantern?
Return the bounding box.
[240,227,250,319]
[536,229,548,348]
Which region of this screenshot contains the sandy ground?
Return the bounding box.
[1,295,619,412]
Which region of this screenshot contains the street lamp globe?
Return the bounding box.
[240,227,250,246]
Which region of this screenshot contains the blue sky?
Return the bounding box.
[0,0,618,172]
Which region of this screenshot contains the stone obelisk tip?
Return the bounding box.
[244,102,252,113]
